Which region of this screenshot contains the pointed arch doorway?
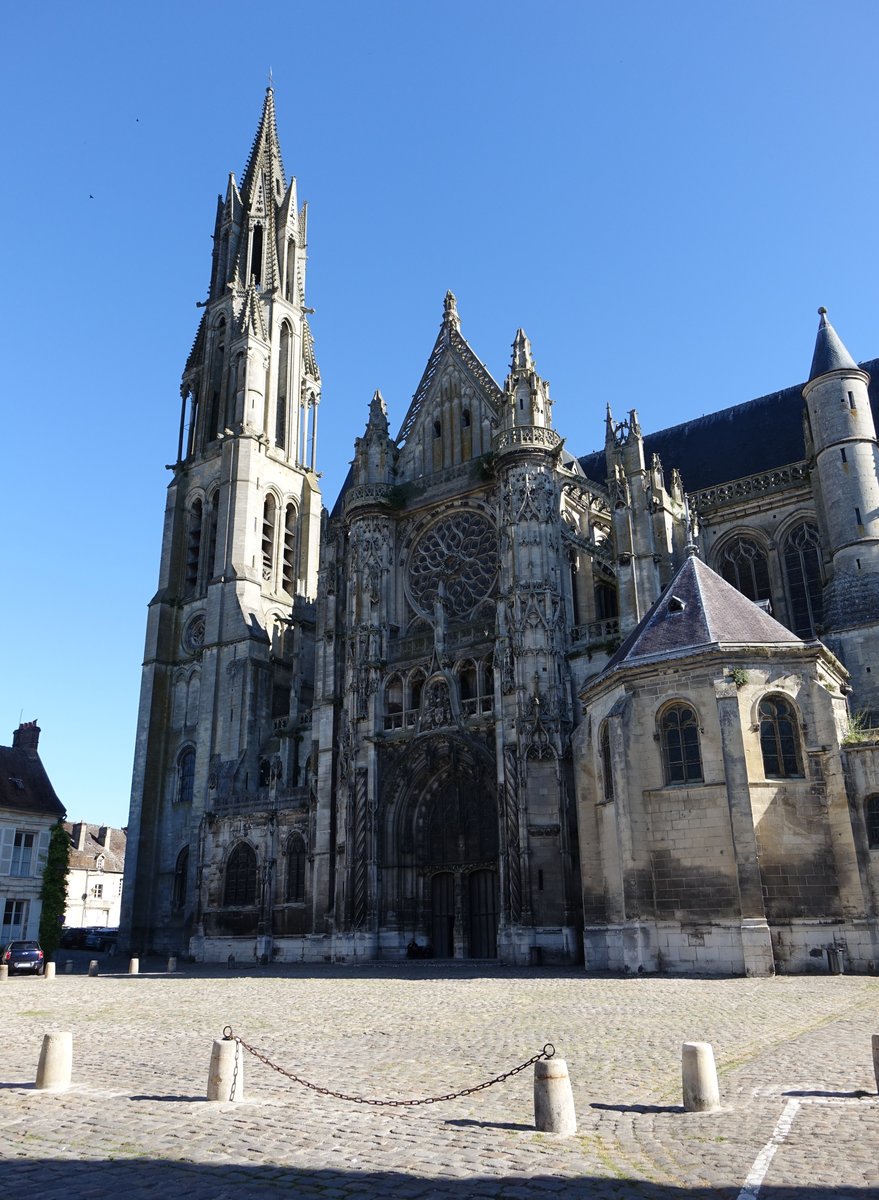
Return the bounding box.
[420,753,499,959]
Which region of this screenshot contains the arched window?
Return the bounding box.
[186,499,203,591]
[250,223,263,287]
[759,695,803,778]
[172,846,189,910]
[595,577,618,621]
[659,703,703,785]
[176,747,196,804]
[224,842,257,906]
[262,494,276,582]
[865,795,879,849]
[285,237,296,300]
[784,522,823,637]
[384,674,404,730]
[286,833,306,903]
[205,493,219,582]
[276,324,290,450]
[718,535,771,603]
[206,318,225,444]
[599,721,614,801]
[282,504,298,594]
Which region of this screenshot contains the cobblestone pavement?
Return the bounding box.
[1,959,877,1198]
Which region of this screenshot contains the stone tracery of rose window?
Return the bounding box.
[407,510,497,620]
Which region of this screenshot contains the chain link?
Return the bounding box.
[222,1027,554,1108]
[229,1033,240,1101]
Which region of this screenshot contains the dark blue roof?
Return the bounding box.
[603,554,801,675]
[809,312,859,382]
[579,359,879,492]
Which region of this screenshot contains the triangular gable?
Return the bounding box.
[397,323,503,447]
[393,325,503,486]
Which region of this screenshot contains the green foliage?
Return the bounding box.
[475,452,496,481]
[730,668,749,689]
[385,481,424,510]
[841,710,876,746]
[39,822,70,959]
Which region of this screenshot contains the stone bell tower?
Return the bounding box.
[122,89,322,956]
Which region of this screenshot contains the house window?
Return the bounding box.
[1,899,27,940]
[599,722,614,801]
[224,842,257,906]
[286,834,306,903]
[10,830,35,877]
[865,796,879,849]
[176,748,196,805]
[659,703,703,785]
[718,535,771,604]
[172,846,189,910]
[91,883,104,899]
[759,695,803,778]
[783,522,823,638]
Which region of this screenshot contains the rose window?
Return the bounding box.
[407,511,497,619]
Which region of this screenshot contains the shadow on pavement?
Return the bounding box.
[3,1158,876,1199]
[591,1101,683,1114]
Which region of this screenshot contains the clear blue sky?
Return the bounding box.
[3,1,879,830]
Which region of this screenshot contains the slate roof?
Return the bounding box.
[578,359,879,492]
[63,822,127,873]
[603,552,802,675]
[0,745,65,819]
[809,310,859,382]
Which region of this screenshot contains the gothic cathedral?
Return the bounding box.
[122,91,879,975]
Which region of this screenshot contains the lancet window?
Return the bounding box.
[783,522,823,638]
[658,703,703,785]
[759,695,803,778]
[224,842,257,907]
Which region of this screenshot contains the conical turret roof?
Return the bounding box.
[809,307,858,381]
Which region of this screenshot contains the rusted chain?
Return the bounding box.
[222,1026,554,1107]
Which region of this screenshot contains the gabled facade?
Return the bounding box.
[63,822,127,930]
[123,94,879,972]
[0,722,65,943]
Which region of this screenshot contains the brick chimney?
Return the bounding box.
[73,822,88,851]
[12,720,40,750]
[98,826,111,852]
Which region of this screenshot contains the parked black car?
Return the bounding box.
[3,940,44,974]
[83,927,118,953]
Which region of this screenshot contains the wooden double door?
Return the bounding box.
[430,868,498,959]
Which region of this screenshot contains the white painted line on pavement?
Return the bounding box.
[737,1094,879,1200]
[736,1098,800,1200]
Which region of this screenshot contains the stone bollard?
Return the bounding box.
[534,1057,577,1135]
[128,958,139,975]
[167,956,177,973]
[64,960,73,974]
[44,962,56,981]
[35,1032,73,1090]
[872,1034,879,1093]
[207,1038,244,1102]
[0,964,8,982]
[88,960,99,977]
[682,1041,720,1112]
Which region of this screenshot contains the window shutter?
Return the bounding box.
[36,828,51,873]
[0,827,14,874]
